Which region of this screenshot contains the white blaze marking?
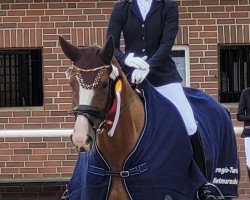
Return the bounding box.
[79,85,94,105]
[73,85,94,151]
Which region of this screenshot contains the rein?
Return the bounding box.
[69,64,134,135]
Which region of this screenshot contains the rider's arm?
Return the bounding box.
[107,2,126,66]
[147,0,179,71]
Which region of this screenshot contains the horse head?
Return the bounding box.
[59,36,133,153]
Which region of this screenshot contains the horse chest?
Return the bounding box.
[108,177,129,200]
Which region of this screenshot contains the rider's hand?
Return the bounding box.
[124,53,149,70]
[131,68,149,84]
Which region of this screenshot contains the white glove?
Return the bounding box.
[131,68,149,84]
[124,53,149,70]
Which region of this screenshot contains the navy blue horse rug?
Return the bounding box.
[184,86,239,198]
[67,82,239,200]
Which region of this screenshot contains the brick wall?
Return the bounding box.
[177,0,250,98]
[0,184,66,200]
[0,137,76,180]
[0,135,76,199]
[0,0,249,198]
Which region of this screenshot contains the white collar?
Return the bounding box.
[137,0,153,20]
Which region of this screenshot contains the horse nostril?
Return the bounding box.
[75,146,86,153]
[79,147,85,152]
[86,135,94,150]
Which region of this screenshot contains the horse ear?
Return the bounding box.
[59,36,81,62]
[100,36,114,65]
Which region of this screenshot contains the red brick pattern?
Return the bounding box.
[0,137,76,180]
[0,0,248,129]
[0,185,66,200]
[0,0,249,197]
[0,136,248,198]
[177,1,250,98]
[0,0,114,130]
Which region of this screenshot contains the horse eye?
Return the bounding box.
[100,82,108,89]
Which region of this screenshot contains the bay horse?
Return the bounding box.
[59,36,239,200]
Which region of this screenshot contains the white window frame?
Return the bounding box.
[171,45,190,87]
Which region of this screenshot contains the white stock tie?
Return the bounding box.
[137,0,153,21]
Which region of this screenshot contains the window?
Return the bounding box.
[0,49,43,107]
[219,45,250,103]
[171,46,190,86]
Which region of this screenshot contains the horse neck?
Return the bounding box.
[97,83,145,171]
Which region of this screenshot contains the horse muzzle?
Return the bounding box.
[71,115,96,153]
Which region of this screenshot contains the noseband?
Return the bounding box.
[69,65,118,134]
[69,105,106,125]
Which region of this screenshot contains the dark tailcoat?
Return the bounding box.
[107,0,182,86]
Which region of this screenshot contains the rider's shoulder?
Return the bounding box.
[242,87,250,94]
[116,0,129,3]
[114,0,129,6]
[116,0,134,4]
[162,0,178,8]
[114,0,132,9]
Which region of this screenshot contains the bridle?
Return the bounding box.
[69,64,121,134]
